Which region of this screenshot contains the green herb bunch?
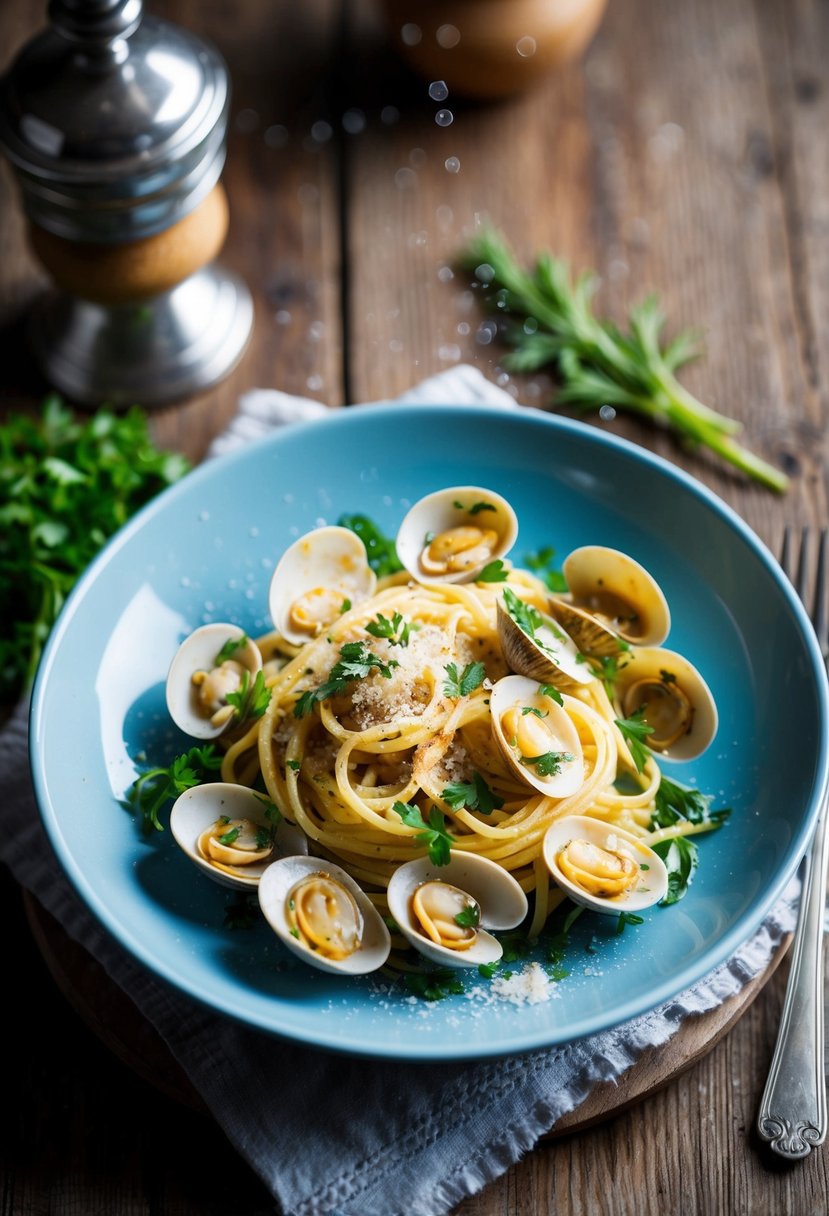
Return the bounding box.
[0,396,189,701]
[460,229,788,493]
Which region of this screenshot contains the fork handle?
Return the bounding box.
[757,801,829,1158]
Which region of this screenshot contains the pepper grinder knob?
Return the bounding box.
[0,0,252,407]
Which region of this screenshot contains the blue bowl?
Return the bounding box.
[30,403,828,1059]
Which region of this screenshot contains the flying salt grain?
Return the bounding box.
[395,166,418,190]
[429,80,449,102]
[516,35,537,57]
[310,120,333,143]
[435,109,454,127]
[401,23,422,46]
[444,156,461,173]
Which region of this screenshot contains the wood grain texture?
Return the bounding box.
[1,0,828,1212]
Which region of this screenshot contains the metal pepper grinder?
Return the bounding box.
[0,0,253,407]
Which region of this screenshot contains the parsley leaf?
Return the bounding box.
[404,970,465,1001]
[215,634,249,664]
[614,707,654,773]
[441,771,504,815]
[392,801,455,865]
[538,683,564,706]
[366,611,412,646]
[521,750,574,777]
[294,641,399,717]
[226,669,272,723]
[593,652,630,696]
[454,902,481,929]
[442,660,486,698]
[219,825,241,845]
[653,775,731,828]
[453,499,496,515]
[337,513,403,577]
[477,559,509,583]
[128,744,222,833]
[523,546,568,593]
[615,911,645,935]
[501,585,545,637]
[652,836,699,905]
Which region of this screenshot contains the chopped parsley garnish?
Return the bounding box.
[128,745,222,833]
[615,911,645,935]
[294,641,399,717]
[453,499,496,515]
[286,759,301,772]
[226,668,272,723]
[215,634,249,664]
[522,706,548,718]
[538,683,564,706]
[653,775,730,828]
[219,825,241,845]
[404,970,465,1001]
[652,836,699,905]
[441,771,504,815]
[337,513,403,577]
[454,902,481,929]
[521,750,574,777]
[340,598,352,613]
[523,546,568,593]
[442,660,486,698]
[501,585,545,637]
[392,801,454,865]
[366,610,413,647]
[594,652,629,696]
[614,707,654,773]
[477,559,509,583]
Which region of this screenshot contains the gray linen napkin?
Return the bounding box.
[1,366,798,1216]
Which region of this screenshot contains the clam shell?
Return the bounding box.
[612,646,718,762]
[166,623,263,740]
[396,486,518,585]
[549,546,670,655]
[542,815,668,914]
[496,594,594,692]
[170,782,308,891]
[269,526,376,645]
[258,855,390,975]
[387,852,528,969]
[489,674,585,798]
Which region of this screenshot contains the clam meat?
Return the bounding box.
[489,674,585,798]
[542,815,669,914]
[612,646,718,761]
[269,526,377,645]
[166,623,263,740]
[396,486,518,584]
[548,546,670,656]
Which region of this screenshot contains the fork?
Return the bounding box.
[756,526,829,1159]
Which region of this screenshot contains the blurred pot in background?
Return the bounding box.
[379,0,608,99]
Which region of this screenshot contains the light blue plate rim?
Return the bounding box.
[29,402,829,1060]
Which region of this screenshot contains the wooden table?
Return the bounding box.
[2,0,828,1211]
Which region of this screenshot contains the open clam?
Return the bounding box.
[497,587,594,693]
[170,782,308,891]
[490,674,585,798]
[612,645,718,762]
[269,526,376,645]
[396,486,518,585]
[548,546,670,657]
[542,815,668,914]
[258,855,391,975]
[166,623,263,740]
[387,852,528,969]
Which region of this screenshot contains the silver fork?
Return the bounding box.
[757,526,829,1158]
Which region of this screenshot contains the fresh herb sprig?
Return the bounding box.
[614,707,654,773]
[441,772,504,815]
[294,641,399,717]
[337,513,402,577]
[442,660,486,699]
[460,229,788,492]
[226,669,272,723]
[392,801,455,865]
[128,745,222,833]
[366,611,413,647]
[0,396,189,701]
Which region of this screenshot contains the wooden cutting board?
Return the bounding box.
[23,890,788,1131]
